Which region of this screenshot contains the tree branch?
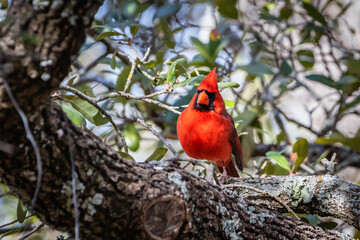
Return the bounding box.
[0,1,357,239]
[227,175,360,229]
[0,101,352,239]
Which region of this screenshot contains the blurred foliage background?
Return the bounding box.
[1,0,360,239]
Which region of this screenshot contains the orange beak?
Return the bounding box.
[197,91,209,105]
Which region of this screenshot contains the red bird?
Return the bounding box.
[177,68,243,177]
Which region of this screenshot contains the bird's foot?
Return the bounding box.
[219,168,229,184]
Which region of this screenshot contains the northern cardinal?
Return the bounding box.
[177,68,243,177]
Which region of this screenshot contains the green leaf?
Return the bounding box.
[173,57,187,66]
[239,62,273,76]
[276,132,286,145]
[146,147,168,162]
[340,95,360,113]
[260,12,280,21]
[314,149,331,165]
[124,123,141,152]
[315,136,339,145]
[154,3,181,19]
[292,138,309,171]
[0,0,8,9]
[338,75,357,84]
[218,82,240,89]
[211,40,229,60]
[306,75,337,89]
[191,37,212,63]
[354,230,360,239]
[266,151,290,171]
[96,31,124,41]
[58,101,86,127]
[130,24,140,37]
[304,214,320,226]
[174,75,205,88]
[263,2,277,10]
[122,1,138,19]
[165,38,176,49]
[215,0,238,19]
[0,227,24,239]
[235,110,258,131]
[17,200,27,223]
[224,100,235,109]
[71,98,99,123]
[67,76,77,86]
[92,111,110,126]
[189,54,208,67]
[260,161,289,176]
[118,151,135,161]
[111,50,116,70]
[297,50,314,68]
[302,1,327,26]
[280,61,292,75]
[317,221,338,230]
[117,66,131,91]
[316,132,360,151]
[141,60,157,69]
[167,61,177,84]
[280,6,293,19]
[346,59,360,74]
[91,24,106,29]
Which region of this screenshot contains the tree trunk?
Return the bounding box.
[0,1,356,239]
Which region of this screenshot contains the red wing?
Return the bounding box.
[225,113,243,171]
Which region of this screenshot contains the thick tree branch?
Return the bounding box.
[0,0,103,109]
[228,176,360,229]
[0,1,356,239]
[0,101,351,239]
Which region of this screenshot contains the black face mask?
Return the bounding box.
[193,89,216,111]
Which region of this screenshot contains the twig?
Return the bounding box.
[165,156,210,170]
[321,153,337,175]
[165,156,220,184]
[2,77,42,213]
[128,44,143,61]
[0,215,34,229]
[144,87,173,98]
[0,224,32,234]
[140,70,156,81]
[137,118,177,156]
[60,86,128,153]
[19,223,45,240]
[0,192,9,198]
[143,47,151,62]
[123,59,135,92]
[95,91,180,115]
[223,184,300,220]
[87,29,156,81]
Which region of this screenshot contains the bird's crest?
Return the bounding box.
[198,68,218,92]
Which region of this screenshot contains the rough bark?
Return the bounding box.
[0,101,350,239]
[228,176,360,229]
[0,1,356,239]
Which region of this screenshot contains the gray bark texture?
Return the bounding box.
[229,176,360,229]
[0,0,357,239]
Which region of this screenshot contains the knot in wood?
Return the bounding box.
[143,195,187,240]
